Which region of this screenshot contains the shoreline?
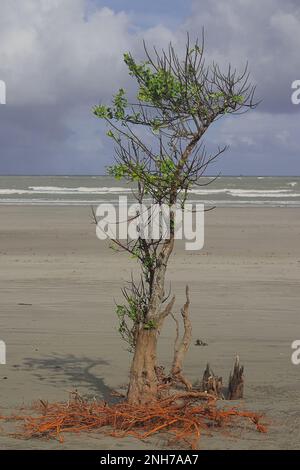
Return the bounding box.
[1,202,300,207]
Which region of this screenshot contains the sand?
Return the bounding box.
[0,205,300,449]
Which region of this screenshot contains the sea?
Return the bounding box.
[0,176,300,207]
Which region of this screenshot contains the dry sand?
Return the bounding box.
[0,205,300,449]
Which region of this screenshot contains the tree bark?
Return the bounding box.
[127,232,175,405]
[127,328,158,405]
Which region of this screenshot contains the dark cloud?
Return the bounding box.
[0,0,299,175]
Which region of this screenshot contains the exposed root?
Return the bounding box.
[0,392,267,449]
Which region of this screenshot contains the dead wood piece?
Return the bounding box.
[202,363,224,398]
[170,286,193,390]
[228,355,244,400]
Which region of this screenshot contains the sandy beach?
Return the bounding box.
[0,205,300,449]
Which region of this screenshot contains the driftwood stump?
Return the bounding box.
[170,286,193,390]
[202,363,223,398]
[227,356,244,400]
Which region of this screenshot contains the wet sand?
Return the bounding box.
[0,205,300,449]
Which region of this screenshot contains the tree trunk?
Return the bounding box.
[127,233,175,405]
[127,328,158,405]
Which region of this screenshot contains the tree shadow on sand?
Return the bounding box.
[23,354,121,403]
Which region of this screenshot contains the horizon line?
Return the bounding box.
[0,174,300,178]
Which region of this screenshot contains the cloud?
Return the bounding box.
[0,0,299,175]
[179,0,300,174]
[0,0,175,173]
[203,112,300,175]
[184,0,300,114]
[0,2,132,105]
[0,0,177,106]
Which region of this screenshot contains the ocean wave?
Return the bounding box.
[188,188,300,197]
[230,190,300,198]
[1,186,300,200]
[0,187,133,195]
[28,186,132,193]
[189,189,228,195]
[0,189,31,194]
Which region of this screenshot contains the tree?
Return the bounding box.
[93,34,257,405]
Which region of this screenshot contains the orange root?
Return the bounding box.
[0,393,267,449]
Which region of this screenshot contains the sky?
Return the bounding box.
[0,0,299,175]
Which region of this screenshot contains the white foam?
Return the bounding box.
[0,189,31,194]
[188,188,299,197]
[28,186,132,193]
[229,190,300,198]
[189,189,229,195]
[1,182,300,206]
[0,187,132,195]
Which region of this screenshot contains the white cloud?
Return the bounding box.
[0,0,176,106]
[0,0,299,174]
[184,0,300,113]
